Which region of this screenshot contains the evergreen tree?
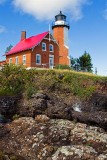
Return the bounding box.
[5,44,13,53]
[78,51,93,72]
[70,57,80,71]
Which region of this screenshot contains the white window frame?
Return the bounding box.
[15,56,18,65]
[36,54,41,65]
[9,58,12,64]
[42,42,46,51]
[23,55,26,65]
[49,55,54,69]
[49,44,54,52]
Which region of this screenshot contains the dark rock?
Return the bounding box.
[19,94,48,118]
[33,99,47,112]
[19,106,34,118]
[58,74,64,80]
[89,92,107,111]
[72,110,107,130]
[0,96,19,119]
[31,93,50,100]
[0,114,7,123]
[80,93,107,112]
[1,117,107,159]
[0,151,26,160]
[0,125,10,138]
[46,101,72,120]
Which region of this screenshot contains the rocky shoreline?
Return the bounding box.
[0,92,107,159]
[1,116,107,159]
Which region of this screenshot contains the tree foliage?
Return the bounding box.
[0,64,36,97]
[71,51,93,72]
[78,51,93,72]
[5,44,13,53]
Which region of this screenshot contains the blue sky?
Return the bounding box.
[0,0,107,76]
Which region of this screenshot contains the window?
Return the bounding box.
[15,56,18,65]
[42,43,46,51]
[36,54,41,65]
[9,58,12,64]
[49,44,54,52]
[23,55,26,65]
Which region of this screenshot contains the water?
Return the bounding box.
[73,103,82,112]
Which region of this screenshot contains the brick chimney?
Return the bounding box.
[21,31,26,41]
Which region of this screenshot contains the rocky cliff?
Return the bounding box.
[0,66,107,159]
[0,91,107,160]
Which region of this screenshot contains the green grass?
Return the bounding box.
[0,64,107,99]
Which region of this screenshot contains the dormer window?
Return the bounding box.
[49,44,54,52]
[42,43,46,51]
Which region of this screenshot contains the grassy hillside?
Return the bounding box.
[0,64,107,99]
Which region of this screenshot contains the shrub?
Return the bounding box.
[55,64,71,70]
[0,64,26,95]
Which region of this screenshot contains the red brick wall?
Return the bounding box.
[6,50,31,68]
[31,34,59,68]
[53,27,69,65]
[6,34,59,68]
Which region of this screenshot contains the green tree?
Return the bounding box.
[78,51,93,72]
[70,57,80,71]
[5,44,13,53]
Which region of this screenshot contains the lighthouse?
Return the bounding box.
[52,11,70,66]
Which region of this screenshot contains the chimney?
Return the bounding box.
[21,31,26,41]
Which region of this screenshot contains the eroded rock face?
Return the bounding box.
[1,92,107,130]
[81,92,107,112]
[1,116,107,160]
[0,96,19,119]
[19,93,49,118]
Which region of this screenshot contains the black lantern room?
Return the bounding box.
[52,11,70,29]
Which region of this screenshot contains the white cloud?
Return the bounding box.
[0,25,6,33]
[12,0,90,21]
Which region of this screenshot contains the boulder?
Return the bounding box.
[0,117,107,159]
[72,111,107,130]
[46,101,72,120]
[0,96,19,119]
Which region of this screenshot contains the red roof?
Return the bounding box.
[6,31,49,55]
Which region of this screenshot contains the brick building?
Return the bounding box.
[2,11,70,68]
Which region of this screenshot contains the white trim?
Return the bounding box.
[36,54,41,65]
[9,58,12,64]
[32,32,49,51]
[42,42,46,51]
[49,44,54,52]
[67,56,70,59]
[15,56,18,65]
[49,55,54,57]
[49,55,54,69]
[23,55,26,65]
[64,45,69,49]
[44,38,56,42]
[43,34,59,45]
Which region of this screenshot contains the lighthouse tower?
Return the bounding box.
[52,11,70,66]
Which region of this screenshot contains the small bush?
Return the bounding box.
[55,64,71,70]
[24,85,37,99]
[0,64,107,100]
